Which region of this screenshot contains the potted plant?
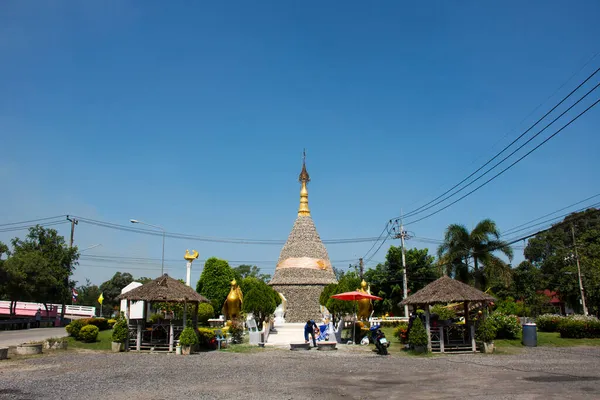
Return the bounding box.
[476,318,497,354]
[111,319,128,352]
[408,317,428,353]
[179,327,199,355]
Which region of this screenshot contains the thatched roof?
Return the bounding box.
[399,276,495,305]
[118,274,210,303]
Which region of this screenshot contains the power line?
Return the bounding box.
[0,215,67,227]
[0,220,69,233]
[401,75,600,221]
[404,96,600,226]
[360,222,390,262]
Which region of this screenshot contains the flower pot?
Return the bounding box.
[481,342,495,354]
[181,345,192,355]
[111,342,125,353]
[176,345,182,355]
[16,343,43,356]
[413,345,427,354]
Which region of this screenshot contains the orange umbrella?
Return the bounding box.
[330,291,382,344]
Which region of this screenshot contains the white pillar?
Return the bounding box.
[470,325,476,352]
[136,322,142,351]
[186,261,192,287]
[439,327,444,353]
[169,321,174,352]
[425,306,432,353]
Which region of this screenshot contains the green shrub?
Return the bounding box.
[229,320,244,344]
[488,312,521,340]
[197,303,215,326]
[81,317,110,331]
[378,320,406,327]
[149,313,164,324]
[408,318,428,348]
[66,319,85,339]
[476,318,497,342]
[557,315,600,339]
[198,327,217,348]
[431,304,456,321]
[79,325,99,343]
[107,319,117,329]
[393,322,409,344]
[179,327,199,346]
[111,319,129,343]
[536,314,564,332]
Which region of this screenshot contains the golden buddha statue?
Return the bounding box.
[222,280,243,321]
[357,279,373,321]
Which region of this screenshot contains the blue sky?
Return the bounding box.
[1,1,599,286]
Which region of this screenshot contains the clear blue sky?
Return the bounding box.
[1,1,599,286]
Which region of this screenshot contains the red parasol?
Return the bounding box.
[330,291,383,301]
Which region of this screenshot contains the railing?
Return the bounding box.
[430,323,476,353]
[0,301,95,318]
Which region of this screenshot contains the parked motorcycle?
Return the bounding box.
[374,328,390,355]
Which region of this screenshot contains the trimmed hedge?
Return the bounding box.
[198,327,217,349]
[536,314,564,332]
[557,315,600,339]
[197,303,214,326]
[81,317,110,331]
[65,319,85,339]
[488,312,520,340]
[79,325,99,343]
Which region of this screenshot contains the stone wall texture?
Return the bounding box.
[272,284,326,322]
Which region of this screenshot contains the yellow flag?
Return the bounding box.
[98,293,104,305]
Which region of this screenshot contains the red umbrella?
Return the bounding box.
[330,291,383,301]
[330,291,382,344]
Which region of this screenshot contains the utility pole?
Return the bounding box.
[359,258,364,280]
[571,224,588,316]
[391,217,410,318]
[62,216,78,324]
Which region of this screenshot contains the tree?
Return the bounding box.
[242,288,276,329]
[437,219,513,289]
[364,246,439,315]
[99,272,134,316]
[524,208,600,314]
[319,271,361,321]
[137,276,153,285]
[75,279,102,308]
[196,257,235,311]
[232,264,270,282]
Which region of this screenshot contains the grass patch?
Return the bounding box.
[496,331,600,349]
[67,329,113,351]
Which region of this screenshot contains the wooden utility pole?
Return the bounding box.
[359,258,364,280]
[571,224,588,316]
[61,216,78,324]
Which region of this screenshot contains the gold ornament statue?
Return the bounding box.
[357,279,374,321]
[184,249,199,261]
[222,280,243,321]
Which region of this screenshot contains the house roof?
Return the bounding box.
[118,274,210,303]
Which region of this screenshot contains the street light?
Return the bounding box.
[130,219,166,275]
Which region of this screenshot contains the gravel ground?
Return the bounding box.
[1,346,600,400]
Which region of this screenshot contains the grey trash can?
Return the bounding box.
[522,323,537,347]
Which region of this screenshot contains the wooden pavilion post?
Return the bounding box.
[424,304,432,353]
[192,302,198,330]
[463,301,470,346]
[126,299,131,352]
[183,300,187,329]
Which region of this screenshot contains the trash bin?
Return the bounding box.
[522,323,537,347]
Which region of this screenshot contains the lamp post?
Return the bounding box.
[130,219,166,275]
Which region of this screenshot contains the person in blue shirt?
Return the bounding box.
[304,319,318,346]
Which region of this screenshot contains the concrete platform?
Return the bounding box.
[265,323,306,348]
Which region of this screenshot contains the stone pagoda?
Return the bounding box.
[269,152,337,322]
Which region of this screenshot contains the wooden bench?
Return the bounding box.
[316,342,337,351]
[289,343,311,351]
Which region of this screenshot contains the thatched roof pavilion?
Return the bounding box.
[399,275,495,306]
[118,274,209,303]
[400,276,495,353]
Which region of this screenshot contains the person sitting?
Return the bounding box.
[304,319,318,346]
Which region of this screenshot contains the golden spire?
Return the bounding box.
[298,149,311,216]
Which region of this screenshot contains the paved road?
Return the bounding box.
[0,328,66,348]
[1,345,599,399]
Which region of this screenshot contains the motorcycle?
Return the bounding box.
[374,329,390,355]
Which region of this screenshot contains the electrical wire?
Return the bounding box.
[0,215,67,227]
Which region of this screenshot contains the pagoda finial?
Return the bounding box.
[298,149,311,216]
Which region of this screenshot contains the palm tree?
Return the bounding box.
[437,219,513,289]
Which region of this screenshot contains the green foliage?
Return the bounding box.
[364,247,439,315]
[319,271,361,319]
[79,325,99,343]
[408,317,428,348]
[196,257,235,311]
[476,318,497,342]
[431,304,456,321]
[536,314,564,332]
[81,317,110,331]
[228,320,244,344]
[197,327,217,348]
[179,327,199,346]
[488,312,521,340]
[494,297,531,317]
[232,264,271,282]
[242,287,276,328]
[197,303,215,326]
[437,219,513,289]
[393,322,409,344]
[98,272,134,317]
[66,319,85,339]
[111,319,129,343]
[557,315,600,339]
[74,279,102,308]
[107,319,117,329]
[149,313,164,324]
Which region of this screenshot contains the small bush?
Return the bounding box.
[107,319,117,329]
[66,319,85,339]
[111,319,129,343]
[81,317,110,331]
[476,318,497,342]
[197,303,215,326]
[393,322,409,344]
[431,304,456,321]
[408,318,428,348]
[557,315,600,339]
[179,327,199,346]
[198,327,217,348]
[536,314,564,332]
[488,312,521,340]
[229,320,244,344]
[149,313,164,324]
[79,325,99,343]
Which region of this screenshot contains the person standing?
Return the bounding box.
[304,319,317,346]
[35,308,42,328]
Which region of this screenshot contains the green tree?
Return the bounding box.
[524,208,600,314]
[319,271,361,321]
[364,247,439,315]
[196,257,235,311]
[75,279,102,308]
[242,288,276,329]
[232,264,270,282]
[137,276,153,285]
[99,272,134,317]
[437,219,513,289]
